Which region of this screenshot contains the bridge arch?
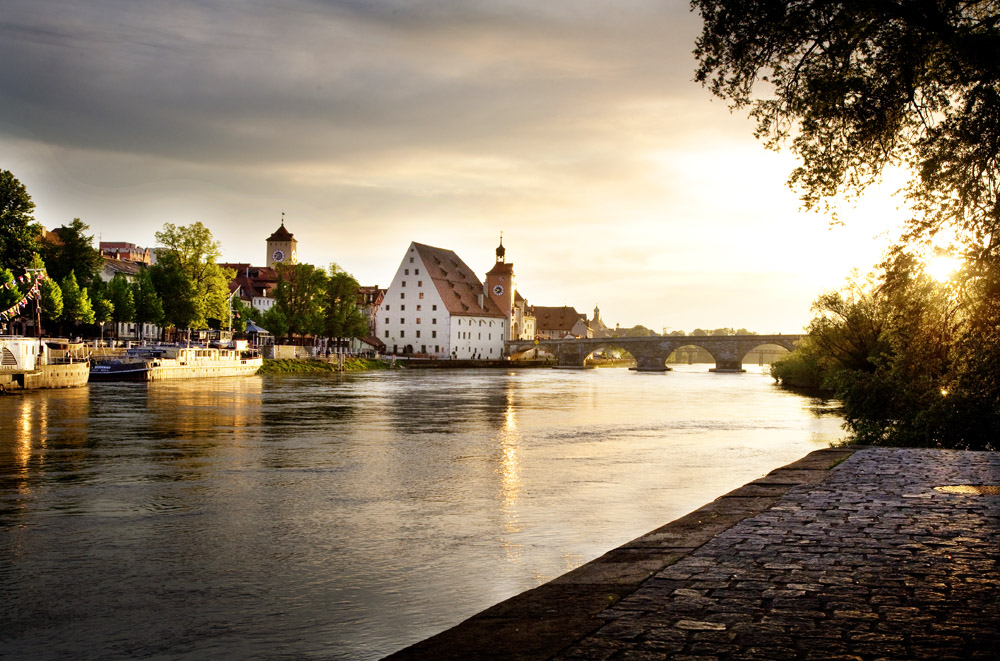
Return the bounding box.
[507,335,804,372]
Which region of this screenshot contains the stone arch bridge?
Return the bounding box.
[506,335,805,372]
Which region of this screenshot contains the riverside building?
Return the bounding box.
[380,241,507,358]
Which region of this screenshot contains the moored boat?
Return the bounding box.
[0,336,90,391]
[89,341,262,382]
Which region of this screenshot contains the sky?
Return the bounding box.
[0,0,911,333]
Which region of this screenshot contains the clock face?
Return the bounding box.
[493,284,504,295]
[272,249,285,262]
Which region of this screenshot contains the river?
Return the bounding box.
[0,365,842,659]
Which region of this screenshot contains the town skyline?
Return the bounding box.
[1,1,911,333]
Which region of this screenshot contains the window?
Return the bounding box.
[385,305,390,311]
[417,281,422,287]
[432,330,437,338]
[385,330,389,338]
[432,305,437,311]
[400,318,405,324]
[402,281,406,287]
[400,330,405,337]
[432,318,437,324]
[478,332,481,339]
[416,318,421,324]
[415,269,420,275]
[416,330,421,338]
[409,257,413,263]
[418,292,424,299]
[416,305,421,311]
[400,305,405,310]
[385,318,389,325]
[405,269,409,275]
[400,293,405,299]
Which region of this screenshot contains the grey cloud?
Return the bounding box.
[0,0,699,168]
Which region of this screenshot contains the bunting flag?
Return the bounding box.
[1,270,48,321]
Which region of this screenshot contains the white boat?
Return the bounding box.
[90,341,262,382]
[0,336,90,391]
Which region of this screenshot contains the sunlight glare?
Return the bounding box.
[926,254,961,282]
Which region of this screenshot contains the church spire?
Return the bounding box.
[495,231,505,263]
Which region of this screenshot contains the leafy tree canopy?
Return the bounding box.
[42,218,104,289]
[60,271,95,327]
[0,169,39,271]
[132,268,164,342]
[275,262,327,339]
[152,222,234,329]
[693,0,1000,257]
[324,263,369,341]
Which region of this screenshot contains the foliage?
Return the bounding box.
[775,261,997,450]
[323,263,369,342]
[132,268,164,342]
[0,170,39,271]
[618,324,658,337]
[107,274,135,334]
[152,222,234,329]
[258,357,391,374]
[692,1,1000,258]
[693,1,1000,449]
[41,218,104,289]
[769,340,828,390]
[60,271,95,327]
[274,262,327,339]
[92,295,114,336]
[260,305,289,340]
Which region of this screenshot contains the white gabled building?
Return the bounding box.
[381,242,506,358]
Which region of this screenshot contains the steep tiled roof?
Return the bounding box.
[413,242,505,318]
[221,263,278,299]
[267,223,294,242]
[533,305,585,332]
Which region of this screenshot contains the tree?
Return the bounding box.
[323,264,370,349]
[132,268,164,342]
[93,295,114,341]
[38,277,64,331]
[260,305,289,342]
[107,274,135,339]
[231,298,258,333]
[275,262,327,341]
[60,271,95,330]
[152,222,234,330]
[41,218,104,289]
[0,170,39,271]
[692,1,1000,258]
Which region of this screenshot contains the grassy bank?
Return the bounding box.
[258,358,393,374]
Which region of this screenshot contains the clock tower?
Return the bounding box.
[485,233,516,341]
[266,214,297,268]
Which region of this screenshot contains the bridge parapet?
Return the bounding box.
[506,335,805,372]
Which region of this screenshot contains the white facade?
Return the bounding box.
[380,242,505,358]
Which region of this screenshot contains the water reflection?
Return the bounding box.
[0,367,845,660]
[497,389,523,562]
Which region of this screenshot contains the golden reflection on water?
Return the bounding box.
[497,390,524,562]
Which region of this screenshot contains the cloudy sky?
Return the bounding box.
[0,0,908,333]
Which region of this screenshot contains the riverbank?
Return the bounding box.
[387,446,1000,659]
[258,357,392,373]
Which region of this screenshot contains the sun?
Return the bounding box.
[925,254,961,282]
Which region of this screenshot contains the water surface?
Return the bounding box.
[1,365,842,659]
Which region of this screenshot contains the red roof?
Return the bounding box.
[533,306,585,332]
[412,242,505,318]
[266,223,294,242]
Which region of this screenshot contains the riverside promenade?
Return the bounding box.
[388,447,1000,660]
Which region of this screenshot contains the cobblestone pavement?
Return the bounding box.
[558,448,1000,660]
